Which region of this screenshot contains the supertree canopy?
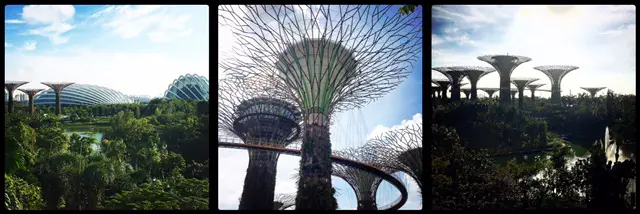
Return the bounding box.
[511,78,539,109]
[433,67,468,101]
[581,87,607,97]
[433,79,451,100]
[478,55,532,105]
[527,83,546,103]
[456,66,496,100]
[533,65,579,104]
[5,81,29,113]
[332,147,387,210]
[478,88,499,98]
[17,88,44,114]
[41,82,74,115]
[365,122,423,195]
[219,77,302,210]
[274,193,297,210]
[219,5,422,210]
[431,86,440,98]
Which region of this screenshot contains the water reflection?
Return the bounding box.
[65,132,104,151]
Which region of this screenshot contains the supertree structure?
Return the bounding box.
[365,122,423,195]
[218,78,302,210]
[510,88,518,105]
[527,83,546,104]
[219,5,422,210]
[448,84,468,98]
[332,147,387,210]
[461,88,472,99]
[581,87,607,98]
[5,81,29,113]
[533,65,579,105]
[433,79,451,100]
[449,83,469,99]
[431,86,440,98]
[274,193,297,210]
[433,67,468,101]
[17,88,44,114]
[41,82,74,115]
[457,66,496,100]
[464,66,496,100]
[511,78,539,109]
[478,88,499,99]
[478,55,532,105]
[431,81,440,98]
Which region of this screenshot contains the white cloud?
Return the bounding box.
[5,19,25,24]
[27,22,75,45]
[22,5,75,24]
[440,33,477,46]
[432,34,444,45]
[432,5,519,30]
[90,5,194,42]
[19,5,76,45]
[367,113,423,140]
[444,27,459,33]
[432,5,636,97]
[22,41,37,51]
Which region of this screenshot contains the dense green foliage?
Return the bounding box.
[4,99,209,210]
[432,92,636,210]
[398,5,418,15]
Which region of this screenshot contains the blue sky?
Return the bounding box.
[5,5,209,98]
[432,5,635,98]
[217,5,423,210]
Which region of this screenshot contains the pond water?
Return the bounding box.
[65,132,104,152]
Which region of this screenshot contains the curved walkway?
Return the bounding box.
[218,140,408,210]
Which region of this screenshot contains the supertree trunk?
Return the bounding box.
[8,90,15,113]
[296,124,335,210]
[519,90,524,108]
[551,84,561,105]
[55,91,62,115]
[239,150,280,210]
[5,81,29,113]
[358,199,377,210]
[531,90,536,103]
[471,83,478,100]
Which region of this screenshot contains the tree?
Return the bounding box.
[398,5,418,15]
[102,178,208,210]
[69,133,94,156]
[5,174,44,210]
[36,127,70,154]
[135,107,141,119]
[5,122,38,177]
[431,124,521,209]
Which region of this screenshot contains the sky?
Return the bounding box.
[5,5,209,98]
[432,5,636,98]
[217,5,423,210]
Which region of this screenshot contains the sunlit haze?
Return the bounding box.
[5,5,209,98]
[432,5,636,98]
